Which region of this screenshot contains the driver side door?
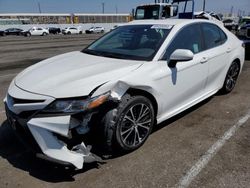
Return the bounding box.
[156,23,209,119]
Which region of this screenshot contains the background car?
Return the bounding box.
[21,30,31,37]
[223,19,238,31]
[47,27,61,34]
[236,22,250,59]
[237,23,250,39]
[22,27,49,36]
[194,11,223,26]
[4,28,23,35]
[62,27,82,35]
[0,30,5,36]
[85,26,105,34]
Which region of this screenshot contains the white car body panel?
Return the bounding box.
[62,27,81,34]
[29,27,49,36]
[5,19,245,169]
[28,122,84,169]
[14,52,143,98]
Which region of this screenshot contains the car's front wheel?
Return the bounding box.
[103,94,155,152]
[221,61,240,94]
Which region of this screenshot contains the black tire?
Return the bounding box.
[103,94,155,152]
[67,31,71,35]
[79,31,83,34]
[220,61,240,94]
[42,32,47,36]
[101,30,104,33]
[26,32,31,37]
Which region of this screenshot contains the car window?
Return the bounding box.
[84,25,172,61]
[162,23,203,60]
[37,28,43,30]
[201,23,223,50]
[219,28,227,44]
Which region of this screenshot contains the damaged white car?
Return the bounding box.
[4,19,245,169]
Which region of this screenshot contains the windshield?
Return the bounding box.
[82,25,172,61]
[135,5,160,20]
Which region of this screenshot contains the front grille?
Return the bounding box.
[6,94,46,119]
[5,103,38,121]
[8,94,45,105]
[18,110,39,119]
[5,104,41,153]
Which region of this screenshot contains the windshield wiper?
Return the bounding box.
[83,49,127,59]
[100,52,126,59]
[82,49,103,56]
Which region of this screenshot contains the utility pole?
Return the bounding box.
[230,6,234,17]
[38,2,42,13]
[203,0,206,11]
[115,5,118,14]
[102,2,105,14]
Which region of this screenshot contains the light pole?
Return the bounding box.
[203,0,206,11]
[102,2,105,14]
[36,1,42,13]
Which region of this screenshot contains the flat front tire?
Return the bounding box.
[103,94,155,152]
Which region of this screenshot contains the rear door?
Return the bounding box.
[201,23,230,92]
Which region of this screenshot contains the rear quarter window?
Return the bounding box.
[201,23,227,50]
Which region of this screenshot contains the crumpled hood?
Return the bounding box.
[15,51,143,98]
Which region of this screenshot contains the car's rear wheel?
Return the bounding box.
[42,32,47,36]
[103,94,155,152]
[67,31,71,35]
[221,61,240,94]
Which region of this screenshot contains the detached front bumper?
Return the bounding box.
[28,116,86,169]
[5,84,101,169]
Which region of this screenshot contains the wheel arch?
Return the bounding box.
[233,58,241,69]
[126,88,158,117]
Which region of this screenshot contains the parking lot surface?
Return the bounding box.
[0,35,250,188]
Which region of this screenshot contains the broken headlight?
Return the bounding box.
[42,92,110,113]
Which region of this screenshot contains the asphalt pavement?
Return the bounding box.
[0,34,249,188]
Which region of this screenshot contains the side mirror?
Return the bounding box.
[168,49,194,68]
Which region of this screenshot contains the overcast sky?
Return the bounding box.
[0,0,249,15]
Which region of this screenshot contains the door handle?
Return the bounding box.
[226,48,232,53]
[200,57,208,64]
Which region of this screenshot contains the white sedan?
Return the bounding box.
[25,27,49,36]
[4,19,245,169]
[85,26,105,34]
[62,27,82,35]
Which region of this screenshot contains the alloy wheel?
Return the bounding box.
[119,103,153,148]
[225,62,240,92]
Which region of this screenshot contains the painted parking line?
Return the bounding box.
[178,110,250,188]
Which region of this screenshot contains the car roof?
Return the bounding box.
[127,19,215,27]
